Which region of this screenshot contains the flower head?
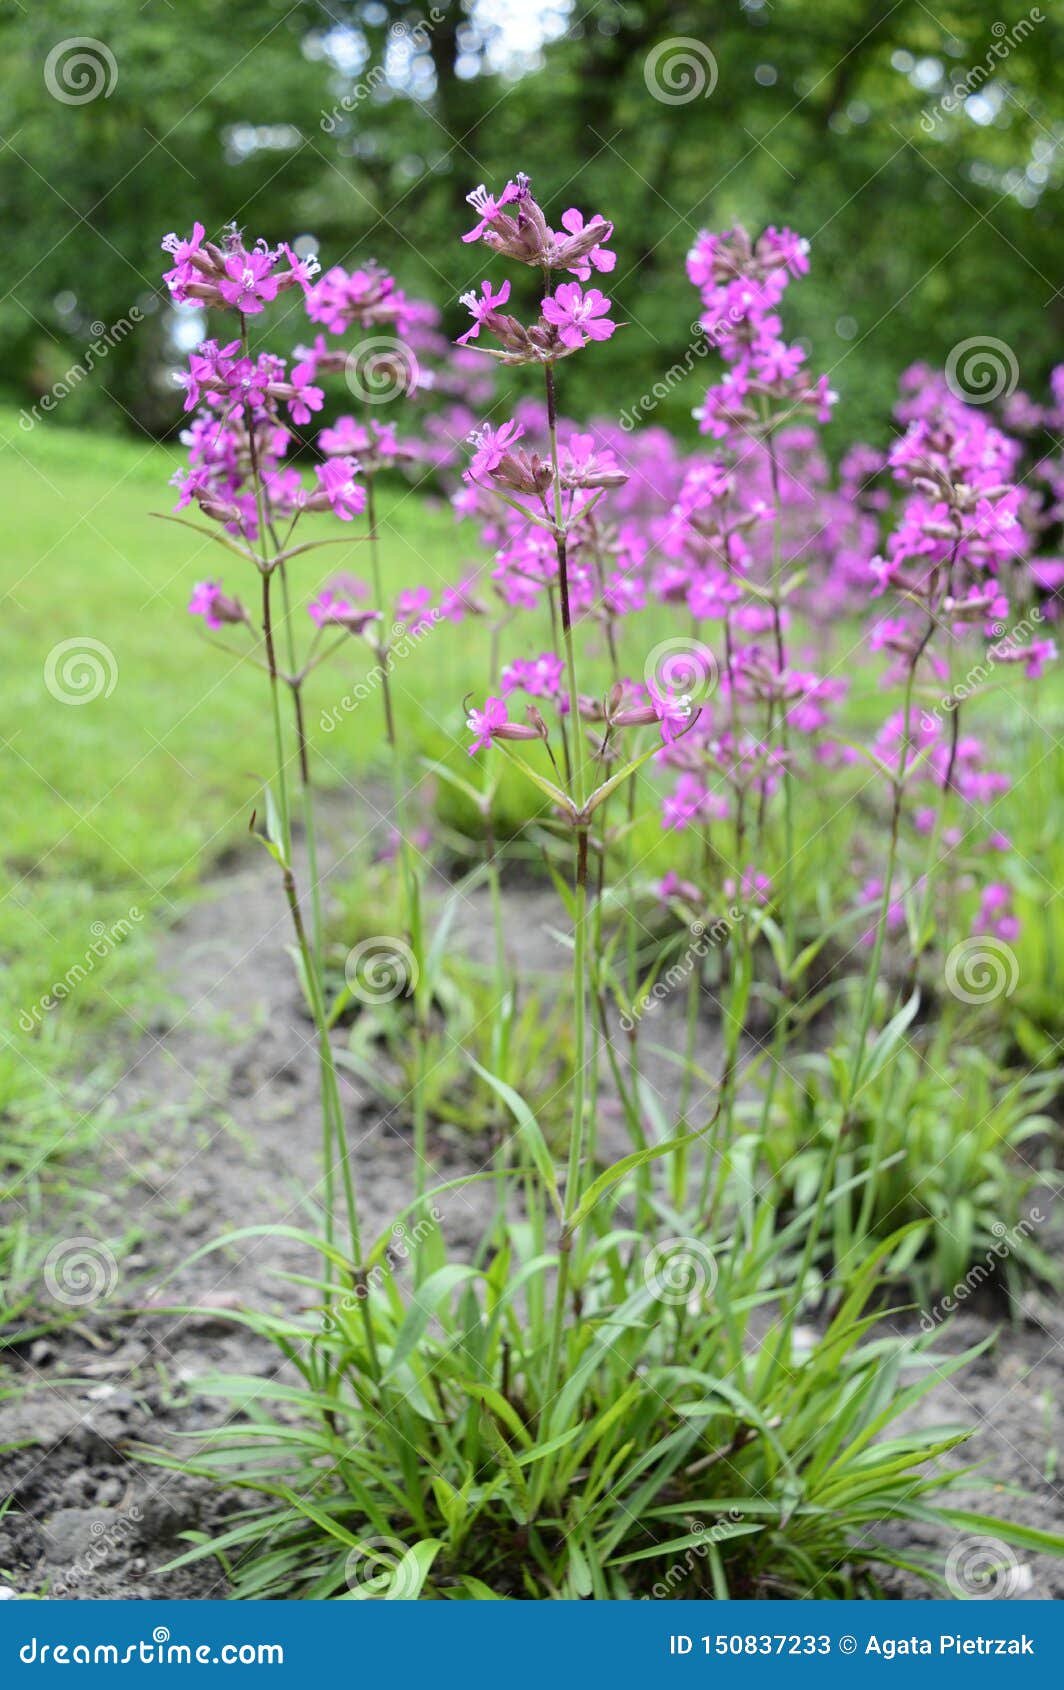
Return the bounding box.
[314,458,366,521]
[500,652,565,698]
[462,182,520,244]
[308,591,380,633]
[188,580,247,630]
[541,283,616,351]
[217,244,283,314]
[457,278,512,346]
[558,208,616,280]
[468,419,525,480]
[467,695,510,754]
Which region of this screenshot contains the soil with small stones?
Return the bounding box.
[1,797,1062,1601]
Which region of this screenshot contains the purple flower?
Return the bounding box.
[661,775,721,831]
[287,360,324,426]
[648,682,696,743]
[217,245,282,314]
[308,591,380,633]
[318,416,370,456]
[975,882,1020,942]
[188,580,247,630]
[462,182,519,244]
[467,696,510,754]
[558,208,616,279]
[161,222,207,299]
[304,263,413,335]
[468,419,524,479]
[457,278,512,346]
[500,653,565,698]
[724,868,773,906]
[541,283,616,351]
[654,871,701,906]
[396,586,435,632]
[315,459,366,522]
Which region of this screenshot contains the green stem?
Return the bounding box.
[277,561,323,963]
[365,471,430,1261]
[241,328,373,1375]
[537,361,591,1473]
[777,631,928,1353]
[263,571,374,1378]
[756,421,795,1143]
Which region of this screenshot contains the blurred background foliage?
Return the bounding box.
[1,0,1061,445]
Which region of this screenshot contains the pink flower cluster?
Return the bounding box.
[162,224,318,314]
[686,225,835,441]
[305,262,421,337]
[456,177,617,366]
[463,178,616,278]
[167,202,1061,961]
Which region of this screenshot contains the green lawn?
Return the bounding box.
[0,411,501,1299]
[0,411,483,1044]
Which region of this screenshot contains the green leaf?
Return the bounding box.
[492,742,575,817]
[455,1577,507,1600]
[346,1539,443,1600]
[459,1381,532,1449]
[151,509,257,564]
[261,780,288,863]
[566,1537,593,1596]
[568,1131,704,1231]
[584,737,665,816]
[931,1510,1064,1556]
[467,1057,563,1220]
[608,1522,762,1567]
[862,989,920,1086]
[420,757,489,811]
[384,1265,480,1379]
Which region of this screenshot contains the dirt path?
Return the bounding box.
[1,808,1062,1600]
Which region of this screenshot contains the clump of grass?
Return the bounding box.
[767,1040,1060,1303]
[151,1206,1056,1599]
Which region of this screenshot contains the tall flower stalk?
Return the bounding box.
[456,176,693,1436]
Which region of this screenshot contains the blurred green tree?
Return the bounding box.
[2,0,1061,441]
